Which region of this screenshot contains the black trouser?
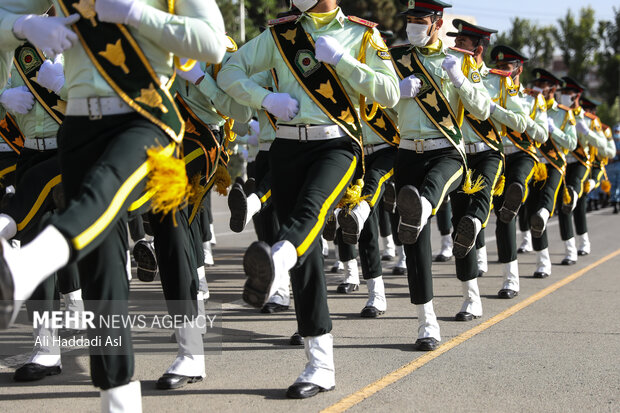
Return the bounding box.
[252,150,279,245]
[378,202,391,238]
[0,150,17,198]
[128,214,145,242]
[451,150,503,281]
[336,146,396,280]
[49,114,177,390]
[494,151,536,263]
[528,166,563,251]
[435,201,452,236]
[395,146,464,304]
[270,137,358,337]
[558,162,589,240]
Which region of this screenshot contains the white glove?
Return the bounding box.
[0,86,35,115]
[95,0,145,28]
[399,75,422,99]
[442,55,466,88]
[261,93,299,122]
[490,101,496,114]
[175,61,205,85]
[547,117,556,134]
[576,120,590,135]
[315,35,344,66]
[13,14,80,59]
[36,60,65,94]
[247,119,260,146]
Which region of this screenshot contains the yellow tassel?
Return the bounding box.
[533,162,547,182]
[146,146,191,216]
[188,174,206,207]
[213,164,231,196]
[601,179,611,194]
[563,186,571,205]
[337,179,368,209]
[492,175,505,196]
[584,179,592,194]
[461,169,486,194]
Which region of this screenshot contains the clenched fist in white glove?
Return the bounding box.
[442,54,465,88]
[247,119,260,147]
[36,60,65,94]
[175,61,205,85]
[399,75,422,99]
[262,93,299,122]
[315,36,344,66]
[13,14,80,59]
[95,0,145,28]
[547,117,556,134]
[0,86,35,115]
[576,120,590,136]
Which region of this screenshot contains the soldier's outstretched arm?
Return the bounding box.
[553,122,578,152]
[450,58,491,121]
[491,90,527,133]
[525,99,548,144]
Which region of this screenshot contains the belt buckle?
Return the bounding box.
[87,97,103,121]
[298,125,309,143]
[40,138,46,151]
[414,140,423,154]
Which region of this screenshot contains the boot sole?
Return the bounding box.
[530,213,546,238]
[242,242,275,308]
[337,211,360,245]
[323,216,337,241]
[499,183,524,223]
[133,241,158,282]
[397,186,422,244]
[453,216,476,259]
[228,184,248,233]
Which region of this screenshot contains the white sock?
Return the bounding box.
[0,213,17,239]
[420,196,433,228]
[246,193,262,225]
[272,240,297,272]
[6,226,70,301]
[416,300,441,340]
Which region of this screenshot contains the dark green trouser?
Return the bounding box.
[574,193,588,235]
[435,201,452,236]
[378,202,391,237]
[395,146,464,304]
[128,214,145,242]
[199,192,212,242]
[494,151,536,263]
[0,150,17,194]
[270,136,358,337]
[51,113,174,390]
[336,146,397,280]
[3,148,61,238]
[528,166,563,251]
[559,162,589,240]
[252,150,279,245]
[451,150,503,281]
[390,209,402,246]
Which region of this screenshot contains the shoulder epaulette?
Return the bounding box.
[268,15,298,26]
[523,88,538,97]
[583,111,597,120]
[448,46,474,56]
[347,16,378,28]
[557,104,571,111]
[489,68,511,77]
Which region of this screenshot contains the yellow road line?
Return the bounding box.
[321,248,620,413]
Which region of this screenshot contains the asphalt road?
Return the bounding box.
[0,194,618,412]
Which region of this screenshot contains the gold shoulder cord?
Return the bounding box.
[357,29,383,122]
[168,0,197,72]
[455,54,475,127]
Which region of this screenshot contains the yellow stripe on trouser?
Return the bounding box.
[73,143,176,250]
[0,164,16,178]
[260,190,271,204]
[432,166,464,215]
[522,164,536,202]
[482,159,504,227]
[577,167,591,198]
[17,174,62,231]
[368,169,394,207]
[296,157,357,257]
[550,174,563,217]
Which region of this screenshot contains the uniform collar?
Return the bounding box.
[546,98,556,110]
[417,39,444,56]
[302,7,346,29]
[573,106,583,116]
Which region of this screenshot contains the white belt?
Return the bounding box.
[66,96,133,119]
[503,145,521,155]
[23,137,57,151]
[208,124,221,132]
[259,142,273,152]
[399,137,454,153]
[364,143,390,156]
[566,153,581,164]
[0,143,12,152]
[463,141,492,154]
[276,124,346,141]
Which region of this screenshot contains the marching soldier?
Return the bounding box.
[527,68,577,279]
[556,76,608,264]
[218,0,399,398]
[0,1,227,411]
[447,20,527,320]
[490,45,548,299]
[390,1,491,349]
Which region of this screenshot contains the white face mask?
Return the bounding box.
[407,23,433,47]
[531,86,544,94]
[559,94,574,107]
[292,0,318,12]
